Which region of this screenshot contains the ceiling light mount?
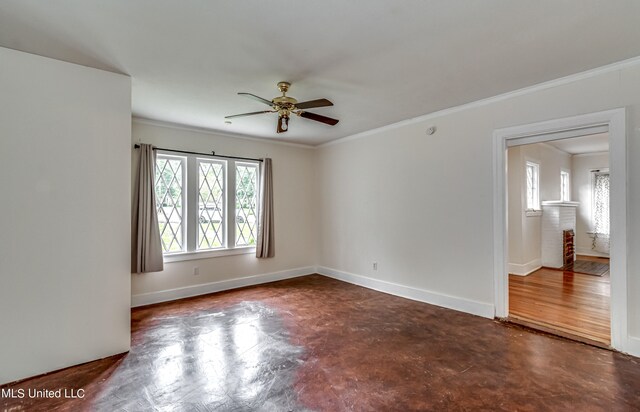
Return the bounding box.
[277,81,290,94]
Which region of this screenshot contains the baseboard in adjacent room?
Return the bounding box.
[316,266,494,319]
[131,266,315,307]
[575,247,610,258]
[508,259,542,276]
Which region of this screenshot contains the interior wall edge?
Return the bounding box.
[626,336,640,358]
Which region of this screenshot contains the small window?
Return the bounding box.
[561,170,570,202]
[526,161,540,211]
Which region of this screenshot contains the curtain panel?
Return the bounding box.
[131,144,164,273]
[256,158,275,258]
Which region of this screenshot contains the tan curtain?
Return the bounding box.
[131,144,164,273]
[256,158,275,258]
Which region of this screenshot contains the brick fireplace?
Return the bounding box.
[541,201,579,268]
[563,229,575,266]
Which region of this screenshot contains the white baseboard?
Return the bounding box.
[316,266,494,319]
[508,259,542,276]
[575,247,610,258]
[131,266,315,307]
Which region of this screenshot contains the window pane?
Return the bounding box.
[526,162,539,210]
[235,163,258,246]
[198,160,225,250]
[561,171,570,201]
[526,165,534,208]
[155,156,185,253]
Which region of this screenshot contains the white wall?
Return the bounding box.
[507,143,571,274]
[316,60,640,347]
[130,121,317,303]
[572,152,610,256]
[0,48,131,385]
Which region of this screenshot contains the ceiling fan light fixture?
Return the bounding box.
[277,115,289,133]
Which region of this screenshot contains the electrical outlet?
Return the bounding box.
[193,267,199,276]
[373,262,378,271]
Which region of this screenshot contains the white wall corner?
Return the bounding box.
[316,266,495,319]
[508,259,542,276]
[131,266,315,307]
[625,336,640,358]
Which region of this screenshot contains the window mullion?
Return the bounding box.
[227,160,236,249]
[186,156,198,252]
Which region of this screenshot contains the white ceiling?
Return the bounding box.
[547,133,609,155]
[1,1,640,146]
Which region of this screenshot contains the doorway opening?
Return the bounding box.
[506,133,611,346]
[493,109,628,352]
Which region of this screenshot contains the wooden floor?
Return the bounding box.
[509,255,611,346]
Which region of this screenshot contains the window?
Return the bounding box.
[525,161,540,211]
[592,171,610,235]
[155,155,186,253]
[560,170,570,201]
[155,153,260,260]
[235,163,259,247]
[197,160,225,250]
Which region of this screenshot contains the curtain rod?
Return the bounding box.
[134,144,263,162]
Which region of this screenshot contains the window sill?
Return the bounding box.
[525,210,542,217]
[163,247,256,263]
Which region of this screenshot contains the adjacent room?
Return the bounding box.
[2,1,640,410]
[507,133,612,346]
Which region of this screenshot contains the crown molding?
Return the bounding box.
[319,55,640,149]
[572,151,610,158]
[539,142,572,156]
[132,117,316,150]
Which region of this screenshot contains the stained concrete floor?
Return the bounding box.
[2,274,639,411]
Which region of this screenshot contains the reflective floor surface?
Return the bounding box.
[2,274,640,411]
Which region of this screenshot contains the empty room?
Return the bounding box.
[2,2,640,411]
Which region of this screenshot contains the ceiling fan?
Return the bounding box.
[225,82,339,133]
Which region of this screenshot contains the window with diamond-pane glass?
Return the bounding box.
[235,163,258,246]
[155,156,185,253]
[198,160,225,250]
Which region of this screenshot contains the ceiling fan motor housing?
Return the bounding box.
[273,82,297,106]
[272,96,297,106]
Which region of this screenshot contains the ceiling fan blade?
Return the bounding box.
[295,98,333,110]
[238,92,273,106]
[299,111,339,126]
[225,110,273,119]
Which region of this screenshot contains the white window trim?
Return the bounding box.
[163,246,255,263]
[156,150,259,262]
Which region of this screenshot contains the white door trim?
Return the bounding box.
[492,108,628,352]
